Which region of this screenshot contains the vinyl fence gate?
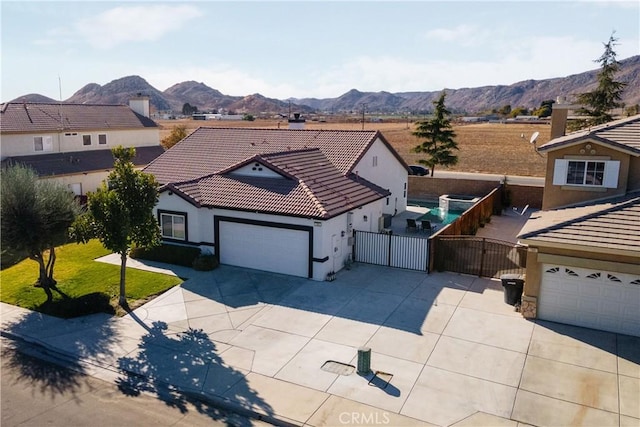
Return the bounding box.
[353,230,430,271]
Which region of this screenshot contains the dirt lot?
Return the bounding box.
[157,118,549,177]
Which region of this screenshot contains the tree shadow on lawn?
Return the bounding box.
[116,315,274,426]
[35,292,116,318]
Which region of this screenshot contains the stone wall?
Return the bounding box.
[520,295,538,319]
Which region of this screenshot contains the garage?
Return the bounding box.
[538,264,640,337]
[217,219,311,278]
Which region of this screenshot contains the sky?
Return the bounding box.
[1,1,639,102]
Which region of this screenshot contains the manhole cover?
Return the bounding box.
[321,360,355,376]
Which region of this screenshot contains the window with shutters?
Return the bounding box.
[552,159,619,188]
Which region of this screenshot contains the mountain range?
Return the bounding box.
[9,55,640,115]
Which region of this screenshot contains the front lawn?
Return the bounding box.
[0,240,183,318]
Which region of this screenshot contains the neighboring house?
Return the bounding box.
[143,127,410,280]
[518,114,640,337]
[0,96,164,196]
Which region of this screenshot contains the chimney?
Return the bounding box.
[550,96,580,139]
[288,112,305,130]
[129,94,150,118]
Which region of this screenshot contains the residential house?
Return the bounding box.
[517,114,640,337]
[143,127,410,281]
[0,96,164,196]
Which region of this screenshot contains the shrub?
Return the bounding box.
[130,244,201,267]
[37,292,115,318]
[192,253,219,271]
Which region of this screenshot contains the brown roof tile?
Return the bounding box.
[167,147,389,219]
[538,114,640,154]
[144,127,405,184]
[518,192,640,254]
[0,102,157,133]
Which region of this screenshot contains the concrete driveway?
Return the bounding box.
[4,260,637,427]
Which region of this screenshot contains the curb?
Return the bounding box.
[1,331,299,427]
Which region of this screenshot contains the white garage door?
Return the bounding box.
[539,264,640,337]
[218,221,310,278]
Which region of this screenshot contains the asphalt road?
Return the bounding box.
[1,338,267,427]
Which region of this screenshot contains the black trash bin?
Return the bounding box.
[500,274,524,305]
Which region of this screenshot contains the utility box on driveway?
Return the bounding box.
[500,274,524,305]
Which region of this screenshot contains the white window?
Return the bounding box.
[160,213,186,240]
[553,159,619,188]
[68,183,82,196]
[83,135,92,146]
[34,136,53,152]
[98,134,107,145]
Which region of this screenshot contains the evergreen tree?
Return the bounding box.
[412,91,459,177]
[574,32,627,128]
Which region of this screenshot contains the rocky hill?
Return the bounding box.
[8,55,639,115]
[294,55,640,114]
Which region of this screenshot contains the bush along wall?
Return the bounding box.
[130,244,201,268]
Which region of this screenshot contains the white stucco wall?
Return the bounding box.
[41,171,109,195]
[154,192,385,281]
[154,192,206,245]
[1,128,159,157]
[352,137,408,216]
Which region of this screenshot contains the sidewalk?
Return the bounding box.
[2,255,638,426]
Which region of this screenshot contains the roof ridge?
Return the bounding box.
[218,153,299,180]
[194,127,377,134]
[4,102,127,107]
[298,180,328,218]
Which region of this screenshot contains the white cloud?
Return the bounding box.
[424,24,493,47]
[73,5,202,49]
[142,65,299,99]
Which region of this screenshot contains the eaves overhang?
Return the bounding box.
[517,237,640,259]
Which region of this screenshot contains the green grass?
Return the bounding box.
[0,240,183,318]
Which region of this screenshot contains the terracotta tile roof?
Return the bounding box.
[1,146,165,177]
[538,114,640,154]
[0,102,157,133]
[166,148,390,219]
[144,127,407,184]
[518,191,640,254]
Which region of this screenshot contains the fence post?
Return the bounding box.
[352,231,357,264]
[387,234,392,267]
[479,238,486,277]
[428,236,436,273]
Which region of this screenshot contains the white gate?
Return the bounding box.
[354,231,429,271]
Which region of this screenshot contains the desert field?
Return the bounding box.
[157,118,549,177]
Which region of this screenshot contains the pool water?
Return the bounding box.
[409,200,464,225]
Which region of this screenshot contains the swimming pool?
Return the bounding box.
[408,200,464,225]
